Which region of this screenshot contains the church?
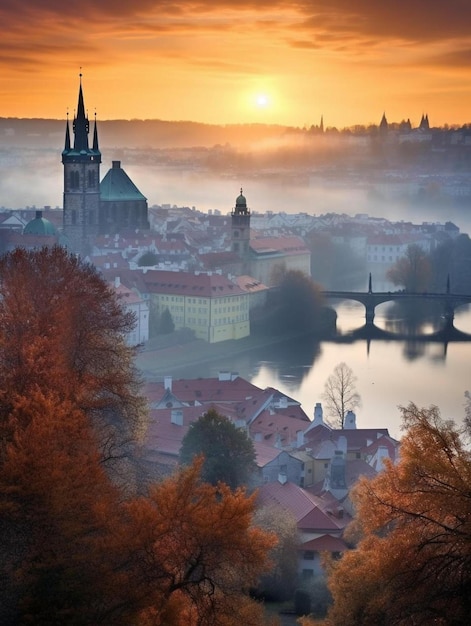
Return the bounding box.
[62,76,149,254]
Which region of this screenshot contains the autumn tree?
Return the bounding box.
[0,246,147,472]
[179,408,256,489]
[321,362,361,428]
[0,393,276,625]
[120,458,277,626]
[0,389,132,625]
[324,403,471,625]
[387,243,432,292]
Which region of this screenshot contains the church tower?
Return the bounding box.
[231,188,251,272]
[62,74,101,254]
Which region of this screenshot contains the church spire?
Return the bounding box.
[73,73,90,151]
[64,111,71,151]
[93,111,99,152]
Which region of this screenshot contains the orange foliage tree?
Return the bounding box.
[322,403,471,625]
[1,396,277,624]
[0,247,277,625]
[0,246,146,470]
[122,458,277,625]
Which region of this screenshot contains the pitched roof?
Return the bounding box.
[144,375,263,405]
[100,161,147,202]
[141,270,246,297]
[302,534,348,552]
[250,236,309,256]
[257,481,345,531]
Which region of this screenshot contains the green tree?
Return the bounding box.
[321,362,361,428]
[324,403,471,625]
[137,250,159,267]
[387,243,432,292]
[159,307,175,334]
[179,408,256,489]
[268,269,324,334]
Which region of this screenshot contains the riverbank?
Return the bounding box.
[135,329,325,380]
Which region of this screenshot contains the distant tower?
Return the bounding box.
[231,188,251,272]
[379,112,388,136]
[62,74,101,254]
[419,113,430,131]
[319,115,324,133]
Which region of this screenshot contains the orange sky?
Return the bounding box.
[2,1,471,128]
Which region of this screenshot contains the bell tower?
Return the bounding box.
[62,74,101,254]
[231,188,251,272]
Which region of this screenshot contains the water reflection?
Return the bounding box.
[252,335,321,387]
[163,302,471,439]
[381,300,443,335]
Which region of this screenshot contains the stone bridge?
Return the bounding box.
[322,287,471,325]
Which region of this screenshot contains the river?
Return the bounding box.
[164,302,471,440]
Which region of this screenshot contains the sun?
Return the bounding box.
[255,93,270,109]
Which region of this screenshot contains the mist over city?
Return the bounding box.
[2,0,471,623]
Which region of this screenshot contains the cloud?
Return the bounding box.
[2,0,471,73]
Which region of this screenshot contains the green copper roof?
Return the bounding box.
[236,187,247,207]
[100,161,147,202]
[23,212,57,236]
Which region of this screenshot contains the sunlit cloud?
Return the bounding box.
[0,1,470,125]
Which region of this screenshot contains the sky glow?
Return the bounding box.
[1,1,470,127]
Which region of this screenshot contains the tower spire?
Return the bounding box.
[73,72,90,151]
[64,110,71,151]
[93,110,99,152]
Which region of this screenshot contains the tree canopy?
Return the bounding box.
[0,246,147,470]
[180,408,256,489]
[266,269,325,334]
[386,243,432,292]
[321,403,471,625]
[0,248,276,625]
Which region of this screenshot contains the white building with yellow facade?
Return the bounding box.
[142,269,250,343]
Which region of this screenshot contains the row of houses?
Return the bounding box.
[140,372,399,578]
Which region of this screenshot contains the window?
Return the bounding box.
[70,170,80,189]
[302,569,314,579]
[303,551,314,560]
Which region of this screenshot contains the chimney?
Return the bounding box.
[112,160,121,169]
[312,402,324,426]
[171,409,183,426]
[164,376,172,391]
[296,430,304,448]
[344,410,357,430]
[114,276,120,288]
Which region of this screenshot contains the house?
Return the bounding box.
[257,478,350,579]
[111,277,149,346]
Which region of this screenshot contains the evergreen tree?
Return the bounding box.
[180,408,256,489]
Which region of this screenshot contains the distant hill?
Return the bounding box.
[0,118,297,150]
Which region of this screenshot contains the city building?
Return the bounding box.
[230,189,311,286]
[139,269,250,343]
[62,76,149,254]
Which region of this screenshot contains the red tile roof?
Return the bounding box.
[141,270,245,297]
[301,534,348,552]
[250,236,309,256]
[257,481,344,531]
